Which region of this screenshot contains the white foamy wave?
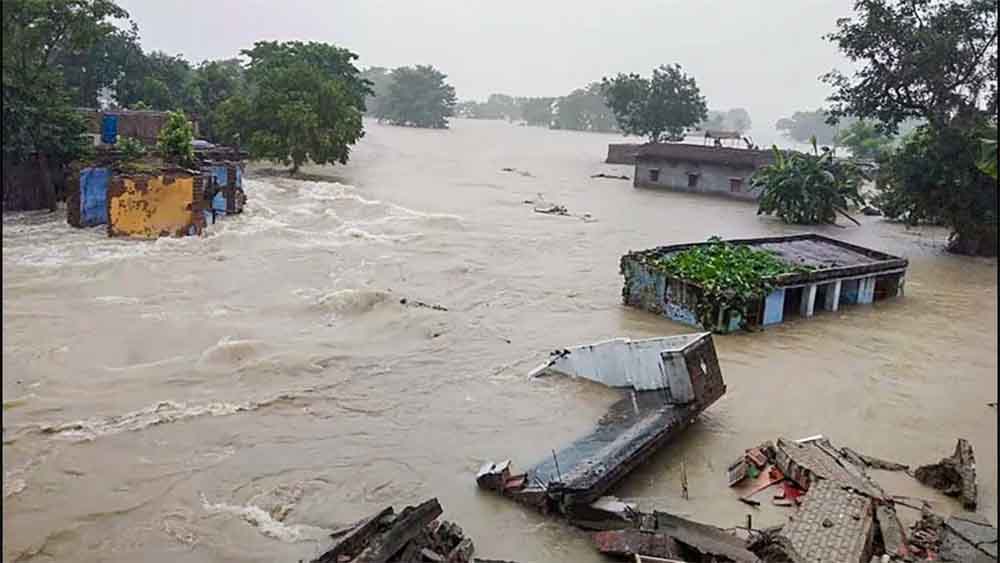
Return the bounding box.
[200,493,329,543]
[3,478,27,498]
[40,396,290,441]
[314,288,393,316]
[197,337,265,368]
[93,295,141,305]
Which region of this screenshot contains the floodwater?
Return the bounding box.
[3,118,997,562]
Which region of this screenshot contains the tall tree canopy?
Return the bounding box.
[601,64,708,143]
[215,41,369,173]
[3,0,127,164]
[775,109,845,145]
[554,83,617,132]
[519,97,556,127]
[699,108,753,133]
[824,0,997,132]
[374,65,456,129]
[360,66,392,116]
[826,0,997,256]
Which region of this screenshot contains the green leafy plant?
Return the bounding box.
[156,110,195,166]
[644,237,809,330]
[751,139,866,225]
[876,124,997,256]
[117,136,146,161]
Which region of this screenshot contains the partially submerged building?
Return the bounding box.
[67,145,246,238]
[78,108,201,147]
[621,234,908,333]
[632,143,775,200]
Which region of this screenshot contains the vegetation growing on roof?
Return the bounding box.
[645,237,811,330]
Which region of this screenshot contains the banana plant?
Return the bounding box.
[750,137,866,225]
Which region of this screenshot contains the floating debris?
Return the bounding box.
[311,499,522,563]
[478,334,725,525]
[914,438,978,510]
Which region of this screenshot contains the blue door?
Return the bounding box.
[80,167,110,226]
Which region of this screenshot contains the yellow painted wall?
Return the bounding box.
[108,174,201,239]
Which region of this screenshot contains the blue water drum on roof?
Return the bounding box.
[101,114,118,145]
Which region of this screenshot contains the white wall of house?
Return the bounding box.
[634,159,759,201]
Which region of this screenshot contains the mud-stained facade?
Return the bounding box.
[107,171,206,238]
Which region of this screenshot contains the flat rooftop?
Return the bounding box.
[627,234,908,286]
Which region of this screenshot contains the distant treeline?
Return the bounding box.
[450,89,752,136]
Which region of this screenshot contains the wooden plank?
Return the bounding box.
[354,498,443,563]
[312,507,394,563]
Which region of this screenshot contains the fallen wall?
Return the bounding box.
[107,171,206,238]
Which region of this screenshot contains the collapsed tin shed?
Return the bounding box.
[621,234,909,333]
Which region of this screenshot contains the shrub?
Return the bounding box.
[156,110,195,166]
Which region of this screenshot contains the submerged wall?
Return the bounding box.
[108,171,206,238]
[634,159,758,200]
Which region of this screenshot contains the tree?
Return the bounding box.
[775,109,846,145]
[876,125,996,255]
[360,66,392,116]
[751,141,866,225]
[3,0,126,209]
[601,64,708,143]
[191,58,245,140]
[824,0,997,133]
[216,41,368,173]
[156,110,194,166]
[834,120,895,160]
[554,83,617,132]
[116,51,197,110]
[374,65,456,129]
[825,0,998,255]
[725,108,752,133]
[519,97,556,127]
[55,20,142,107]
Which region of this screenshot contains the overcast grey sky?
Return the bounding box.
[116,0,855,127]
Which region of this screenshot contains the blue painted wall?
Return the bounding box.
[763,288,786,325]
[210,165,228,188]
[79,167,110,226]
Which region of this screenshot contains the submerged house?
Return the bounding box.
[632,143,775,200]
[67,145,247,238]
[621,234,909,333]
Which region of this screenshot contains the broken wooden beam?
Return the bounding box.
[353,498,444,563]
[313,507,395,563]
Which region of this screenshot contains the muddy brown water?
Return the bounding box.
[3,118,997,562]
